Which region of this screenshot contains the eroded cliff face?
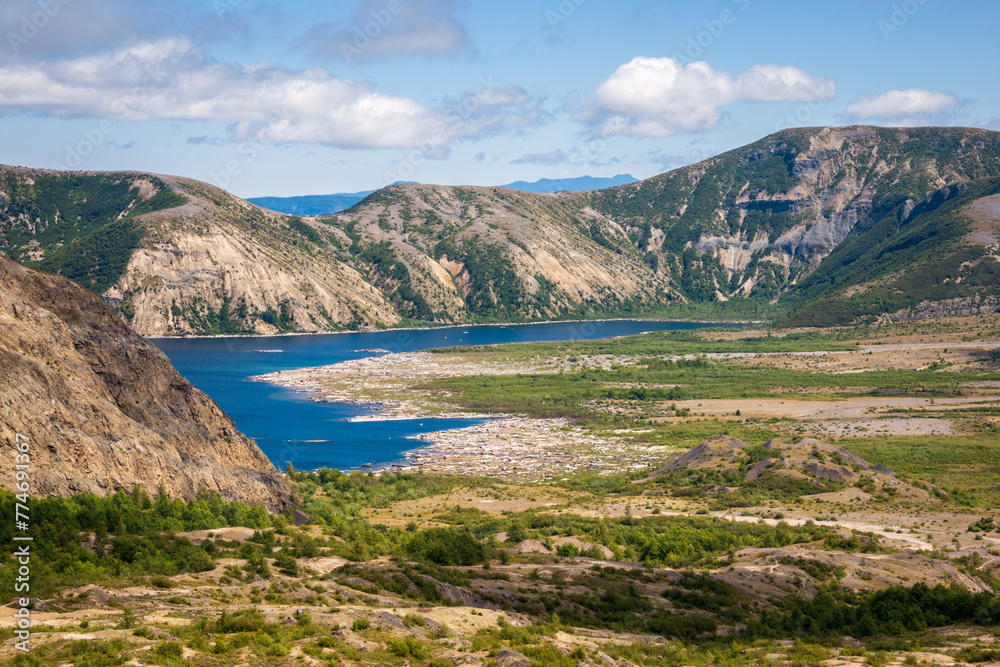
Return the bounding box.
[592,126,1000,304]
[0,256,291,511]
[711,129,952,295]
[5,126,1000,334]
[105,177,402,336]
[334,185,667,321]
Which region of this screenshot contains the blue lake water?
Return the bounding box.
[152,320,730,472]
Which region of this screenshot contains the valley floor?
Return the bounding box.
[255,315,1000,482]
[6,315,1000,666]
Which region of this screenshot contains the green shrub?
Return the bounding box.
[403,528,485,566]
[956,647,1000,664]
[274,551,299,577]
[151,641,184,663]
[403,613,426,627]
[210,608,274,635]
[556,543,580,557]
[388,637,427,659]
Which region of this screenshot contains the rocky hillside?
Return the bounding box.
[3,126,999,335]
[0,255,290,510]
[332,184,664,322]
[0,167,404,335]
[655,435,931,501]
[591,126,1000,315]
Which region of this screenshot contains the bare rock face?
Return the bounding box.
[653,435,928,500]
[0,256,291,511]
[885,295,1000,322]
[718,547,994,601]
[662,435,749,472]
[496,647,532,667]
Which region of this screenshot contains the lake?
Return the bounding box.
[153,320,729,472]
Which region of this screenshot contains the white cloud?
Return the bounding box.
[845,88,958,118]
[736,64,837,103]
[0,37,542,149]
[302,0,471,61]
[577,57,836,137]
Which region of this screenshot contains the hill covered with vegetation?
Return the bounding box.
[3,126,999,334]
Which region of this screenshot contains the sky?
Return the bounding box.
[0,0,998,198]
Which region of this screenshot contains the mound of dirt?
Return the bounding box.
[654,436,930,500]
[715,545,993,601]
[510,539,552,554]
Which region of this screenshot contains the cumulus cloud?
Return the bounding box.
[302,0,471,61]
[512,149,570,166]
[0,37,542,149]
[577,57,836,137]
[736,64,837,103]
[844,88,958,118]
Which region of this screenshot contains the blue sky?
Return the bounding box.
[1,0,997,197]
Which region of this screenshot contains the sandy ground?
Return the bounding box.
[666,395,1000,437]
[175,526,257,544]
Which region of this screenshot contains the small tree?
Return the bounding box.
[117,607,138,629]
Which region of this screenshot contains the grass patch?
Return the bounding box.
[842,435,1000,505]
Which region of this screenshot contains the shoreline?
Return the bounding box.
[248,351,508,421]
[250,350,671,479]
[146,316,759,340]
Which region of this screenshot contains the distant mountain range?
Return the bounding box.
[498,173,638,194]
[3,126,1000,335]
[246,182,416,217]
[246,174,639,215]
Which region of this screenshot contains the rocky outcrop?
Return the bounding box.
[0,256,290,510]
[662,435,749,472]
[106,176,402,336]
[884,295,1000,322]
[653,435,928,500]
[335,184,667,322]
[595,126,1000,306]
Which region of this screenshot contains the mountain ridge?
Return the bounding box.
[2,125,999,335]
[245,174,639,216]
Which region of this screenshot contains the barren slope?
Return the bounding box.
[0,256,290,510]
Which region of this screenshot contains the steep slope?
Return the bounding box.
[0,256,290,510]
[590,126,1000,305]
[0,168,187,293]
[330,184,669,321]
[782,177,1000,325]
[3,126,999,335]
[107,176,402,335]
[0,167,402,335]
